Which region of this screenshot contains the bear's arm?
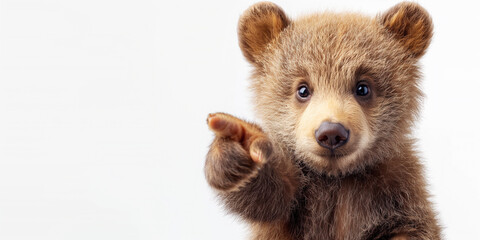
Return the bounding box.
[205,113,300,222]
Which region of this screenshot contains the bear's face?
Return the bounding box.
[238,2,432,175]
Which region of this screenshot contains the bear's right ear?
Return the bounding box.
[238,2,290,66]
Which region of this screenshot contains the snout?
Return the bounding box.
[315,122,349,150]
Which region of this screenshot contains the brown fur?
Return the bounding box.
[238,2,290,66]
[205,2,441,239]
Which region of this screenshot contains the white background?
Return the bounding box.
[0,0,478,239]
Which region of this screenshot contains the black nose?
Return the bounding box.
[315,122,349,150]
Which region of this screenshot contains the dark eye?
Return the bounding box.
[296,85,311,101]
[355,82,370,97]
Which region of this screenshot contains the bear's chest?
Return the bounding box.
[287,176,379,240]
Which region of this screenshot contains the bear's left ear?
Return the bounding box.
[238,2,290,66]
[378,2,433,58]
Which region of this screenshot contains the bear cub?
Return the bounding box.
[205,2,441,239]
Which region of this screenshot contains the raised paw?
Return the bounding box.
[207,113,266,163]
[205,113,272,191]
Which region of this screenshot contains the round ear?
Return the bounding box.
[378,2,433,58]
[238,2,290,66]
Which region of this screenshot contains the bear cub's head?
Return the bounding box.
[238,2,432,176]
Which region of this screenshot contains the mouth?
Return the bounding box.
[315,149,350,160]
